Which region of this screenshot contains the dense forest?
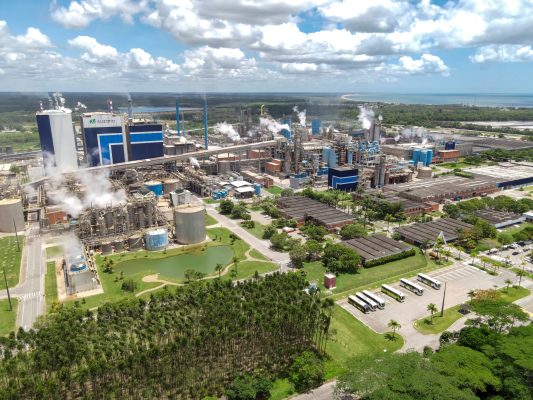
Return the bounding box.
[0,273,332,399]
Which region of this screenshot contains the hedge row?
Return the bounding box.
[363,247,416,268]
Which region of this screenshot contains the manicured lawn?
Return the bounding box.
[0,236,24,288]
[499,286,531,302]
[204,213,218,226]
[249,249,269,261]
[222,261,278,281]
[203,198,220,204]
[325,305,404,375]
[265,186,283,195]
[501,222,533,236]
[45,261,58,313]
[0,298,18,336]
[474,238,499,253]
[413,305,462,335]
[302,251,439,300]
[243,222,266,239]
[45,245,64,259]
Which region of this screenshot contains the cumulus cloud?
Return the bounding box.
[68,35,119,64]
[470,45,533,63]
[397,54,450,76]
[182,46,256,77]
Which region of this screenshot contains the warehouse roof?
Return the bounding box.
[343,234,412,262]
[474,209,525,226]
[396,218,473,245]
[230,180,252,188]
[277,196,354,226]
[234,186,255,193]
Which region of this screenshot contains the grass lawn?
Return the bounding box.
[413,305,462,335]
[303,251,441,300]
[499,285,531,302]
[249,249,269,261]
[501,222,533,236]
[243,222,266,239]
[474,238,500,253]
[0,236,24,288]
[45,261,58,313]
[0,298,18,336]
[203,198,220,204]
[204,213,218,226]
[222,261,278,281]
[46,245,64,259]
[265,186,283,195]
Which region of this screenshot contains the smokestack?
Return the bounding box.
[127,99,133,119]
[175,100,181,137]
[39,100,44,112]
[108,99,113,113]
[203,98,208,150]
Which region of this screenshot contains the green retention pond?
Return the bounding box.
[115,245,234,279]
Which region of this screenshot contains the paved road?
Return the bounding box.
[289,380,336,400]
[0,223,45,330]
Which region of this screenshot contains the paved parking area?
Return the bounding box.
[338,263,510,334]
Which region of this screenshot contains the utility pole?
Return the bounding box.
[440,281,447,317]
[3,270,12,311]
[13,218,20,252]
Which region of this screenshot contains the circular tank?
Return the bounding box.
[113,240,124,252]
[174,205,206,244]
[101,241,112,255]
[417,167,433,179]
[144,180,163,196]
[0,198,25,233]
[145,228,169,251]
[176,190,191,205]
[162,179,180,194]
[128,234,142,250]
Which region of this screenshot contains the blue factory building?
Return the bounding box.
[311,118,321,135]
[128,123,164,161]
[281,117,292,141]
[328,166,359,192]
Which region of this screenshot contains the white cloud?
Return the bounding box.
[182,46,257,78]
[68,35,118,64]
[471,45,533,63]
[378,53,450,76]
[280,62,319,73]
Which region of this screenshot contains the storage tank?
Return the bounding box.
[144,180,163,196]
[412,148,421,165]
[128,234,142,250]
[174,205,206,244]
[113,240,124,252]
[176,190,191,205]
[420,150,428,167]
[145,228,169,250]
[426,149,433,166]
[254,183,261,196]
[311,118,321,135]
[162,179,180,194]
[0,198,24,233]
[417,167,433,179]
[101,241,112,255]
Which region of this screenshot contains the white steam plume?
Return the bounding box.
[50,92,68,110]
[63,232,84,259]
[44,153,127,217]
[189,157,200,168]
[358,105,374,130]
[259,117,290,135]
[293,106,307,127]
[74,101,87,111]
[214,122,240,142]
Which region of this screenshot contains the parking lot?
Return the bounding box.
[481,242,533,273]
[338,262,512,335]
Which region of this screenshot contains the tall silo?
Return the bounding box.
[0,198,24,233]
[36,109,78,172]
[174,205,206,244]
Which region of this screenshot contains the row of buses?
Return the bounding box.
[348,273,442,313]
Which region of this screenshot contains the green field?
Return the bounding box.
[0,236,24,288]
[303,251,441,300]
[45,261,58,313]
[249,249,269,261]
[265,186,283,195]
[501,221,533,236]
[0,298,18,336]
[413,305,463,335]
[204,213,218,226]
[45,245,64,259]
[243,222,266,239]
[222,260,278,281]
[499,286,531,303]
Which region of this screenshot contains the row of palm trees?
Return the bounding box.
[0,273,333,399]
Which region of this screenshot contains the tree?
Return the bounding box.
[504,278,512,291]
[467,290,477,301]
[262,224,277,239]
[339,223,367,240]
[384,214,394,232]
[427,303,438,324]
[301,224,328,242]
[305,240,323,261]
[289,243,307,268]
[497,232,514,247]
[270,232,288,251]
[388,319,401,339]
[226,375,273,400]
[215,263,224,278]
[280,188,294,197]
[231,203,250,220]
[515,269,527,287]
[121,279,137,292]
[322,243,361,274]
[470,294,528,333]
[288,351,325,392]
[220,199,234,214]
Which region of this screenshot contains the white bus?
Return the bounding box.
[417,273,441,290]
[400,278,424,296]
[381,284,405,302]
[362,290,386,309]
[348,295,371,313]
[355,292,377,311]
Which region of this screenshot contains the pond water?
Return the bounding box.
[115,245,233,278]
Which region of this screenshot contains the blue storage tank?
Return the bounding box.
[412,148,421,165]
[420,150,428,167]
[281,117,292,141]
[254,183,261,196]
[311,118,321,135]
[145,180,163,196]
[145,228,169,250]
[426,149,433,166]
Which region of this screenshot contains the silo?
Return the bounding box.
[426,149,433,166]
[145,228,169,250]
[176,190,191,205]
[0,198,24,233]
[101,241,112,255]
[128,234,142,250]
[412,148,421,165]
[162,179,180,194]
[420,150,427,167]
[144,180,163,196]
[254,183,261,196]
[174,205,206,244]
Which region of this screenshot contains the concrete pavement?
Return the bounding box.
[289,380,336,400]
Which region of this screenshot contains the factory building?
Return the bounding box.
[81,113,164,166]
[36,109,78,172]
[328,166,358,191]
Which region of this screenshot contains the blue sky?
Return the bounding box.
[1,0,533,92]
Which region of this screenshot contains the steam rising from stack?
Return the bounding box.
[293,106,307,127]
[358,105,374,130]
[189,157,200,168]
[259,117,290,136]
[214,122,240,142]
[49,92,68,111]
[74,101,87,111]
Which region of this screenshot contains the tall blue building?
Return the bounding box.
[81,113,164,166]
[281,117,292,141]
[328,166,358,191]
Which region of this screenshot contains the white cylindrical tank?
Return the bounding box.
[36,109,78,173]
[0,198,24,233]
[174,205,206,244]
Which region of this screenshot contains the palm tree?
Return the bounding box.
[427,303,438,323]
[467,289,477,302]
[232,256,239,273]
[384,214,394,233]
[215,263,224,278]
[504,278,512,292]
[388,319,401,339]
[516,269,527,287]
[420,239,431,258]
